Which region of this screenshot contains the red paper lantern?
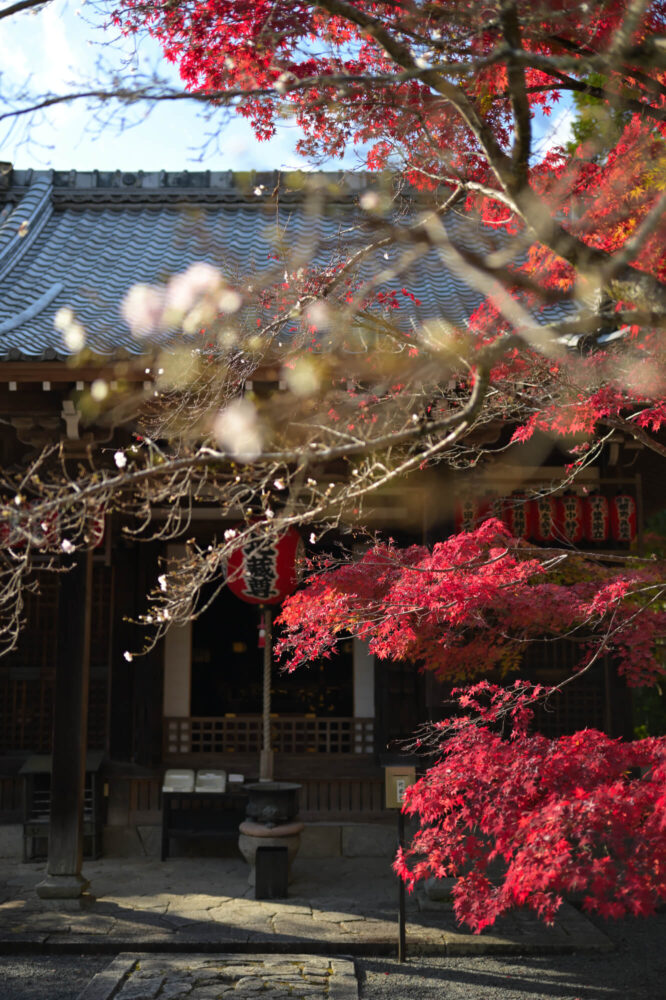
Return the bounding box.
[477,493,503,526]
[529,497,557,542]
[557,493,585,544]
[583,493,610,543]
[610,493,637,544]
[83,502,106,549]
[454,496,478,533]
[0,502,59,550]
[226,526,302,605]
[503,492,530,539]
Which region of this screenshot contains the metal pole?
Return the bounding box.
[398,809,406,962]
[259,606,274,781]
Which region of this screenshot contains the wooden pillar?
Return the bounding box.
[259,607,274,781]
[36,550,92,899]
[353,639,375,753]
[109,541,137,762]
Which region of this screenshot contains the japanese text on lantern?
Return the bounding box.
[241,537,280,601]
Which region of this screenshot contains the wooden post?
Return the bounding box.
[36,549,92,900]
[259,607,274,781]
[397,809,407,962]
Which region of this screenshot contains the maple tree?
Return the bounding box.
[394,682,666,931]
[276,519,666,689]
[2,0,666,928]
[276,522,666,928]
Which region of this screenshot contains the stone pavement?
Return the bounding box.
[78,954,357,1000]
[0,856,613,957]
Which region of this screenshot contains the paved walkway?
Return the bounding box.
[0,856,612,957]
[79,954,358,1000]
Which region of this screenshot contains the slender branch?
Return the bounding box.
[0,0,50,21]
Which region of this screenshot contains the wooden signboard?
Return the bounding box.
[384,766,416,809]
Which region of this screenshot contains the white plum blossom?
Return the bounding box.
[273,478,286,490]
[305,300,330,330]
[165,262,222,316]
[54,307,86,351]
[61,539,75,553]
[121,283,165,336]
[218,288,242,313]
[309,532,317,544]
[63,322,86,352]
[360,191,380,211]
[158,574,167,592]
[114,450,127,469]
[224,528,238,541]
[123,651,133,662]
[90,379,109,401]
[275,71,296,94]
[214,398,261,460]
[284,357,320,396]
[54,307,74,331]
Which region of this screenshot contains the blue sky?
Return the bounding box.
[0,0,353,172]
[0,0,572,173]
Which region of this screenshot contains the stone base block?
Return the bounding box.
[0,823,21,859]
[299,822,342,858]
[36,873,90,900]
[238,831,302,886]
[37,893,96,911]
[341,823,397,858]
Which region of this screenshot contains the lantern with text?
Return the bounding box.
[503,493,530,539]
[584,493,610,544]
[610,493,637,544]
[557,493,585,544]
[454,496,478,533]
[529,497,557,542]
[227,527,302,606]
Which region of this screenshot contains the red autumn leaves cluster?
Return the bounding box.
[276,524,666,930]
[277,520,666,688]
[395,682,666,932]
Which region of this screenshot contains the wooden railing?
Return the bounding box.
[113,774,388,825]
[298,777,386,821]
[164,715,375,756]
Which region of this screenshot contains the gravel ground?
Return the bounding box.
[0,955,108,1000]
[0,912,663,1000]
[357,912,666,999]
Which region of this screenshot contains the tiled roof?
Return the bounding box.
[0,168,510,361]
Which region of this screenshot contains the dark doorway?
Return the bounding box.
[190,587,353,717]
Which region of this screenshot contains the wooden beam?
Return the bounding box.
[0,361,151,383]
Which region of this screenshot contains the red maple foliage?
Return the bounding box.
[394,682,666,932]
[276,528,666,929]
[277,520,666,688]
